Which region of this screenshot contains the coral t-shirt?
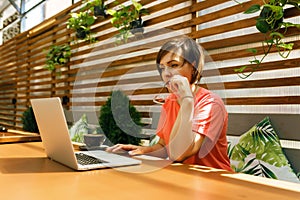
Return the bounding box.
[156,87,232,171]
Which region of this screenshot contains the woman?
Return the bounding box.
[107,37,232,171]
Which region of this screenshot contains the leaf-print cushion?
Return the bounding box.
[227,116,300,183]
[69,114,88,143]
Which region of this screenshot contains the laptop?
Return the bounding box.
[30,97,141,170]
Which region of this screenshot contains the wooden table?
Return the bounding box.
[0,142,299,200]
[0,130,40,144]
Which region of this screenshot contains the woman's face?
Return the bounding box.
[158,52,193,91]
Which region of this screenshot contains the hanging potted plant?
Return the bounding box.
[128,0,149,35]
[83,0,107,18]
[67,11,96,42]
[234,0,300,78]
[92,0,107,18]
[44,44,71,72]
[107,0,149,43]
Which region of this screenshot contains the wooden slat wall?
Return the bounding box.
[0,0,300,133]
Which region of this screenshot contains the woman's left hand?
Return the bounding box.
[106,144,149,156]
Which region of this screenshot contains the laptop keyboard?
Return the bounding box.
[75,153,107,165]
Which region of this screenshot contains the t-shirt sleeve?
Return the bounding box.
[192,96,226,143]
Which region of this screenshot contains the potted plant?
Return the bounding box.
[234,0,300,78]
[67,11,96,42]
[44,44,71,72]
[128,0,149,35]
[98,90,142,145]
[107,0,149,43]
[83,0,107,18]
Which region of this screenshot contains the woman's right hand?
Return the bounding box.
[169,75,193,100]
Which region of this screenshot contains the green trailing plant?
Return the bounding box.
[22,106,39,133]
[234,0,300,79]
[67,10,96,43]
[107,0,149,43]
[45,44,71,72]
[99,90,142,145]
[83,0,107,18]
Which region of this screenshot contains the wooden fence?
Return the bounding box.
[0,0,300,136]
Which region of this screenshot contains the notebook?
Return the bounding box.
[30,97,141,170]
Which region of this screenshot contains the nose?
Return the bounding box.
[163,66,177,85]
[163,66,174,78]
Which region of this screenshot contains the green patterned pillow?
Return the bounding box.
[69,114,88,143]
[228,116,300,183]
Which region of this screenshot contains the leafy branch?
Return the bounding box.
[234,1,300,79]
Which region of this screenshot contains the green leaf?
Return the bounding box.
[247,48,258,54]
[258,142,289,167]
[244,4,261,14]
[249,59,260,64]
[86,17,96,26]
[236,161,245,171]
[282,22,298,28]
[230,144,249,161]
[234,66,247,73]
[106,9,116,16]
[278,43,294,50]
[256,19,270,33]
[132,0,142,11]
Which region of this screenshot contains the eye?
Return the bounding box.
[170,63,179,68]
